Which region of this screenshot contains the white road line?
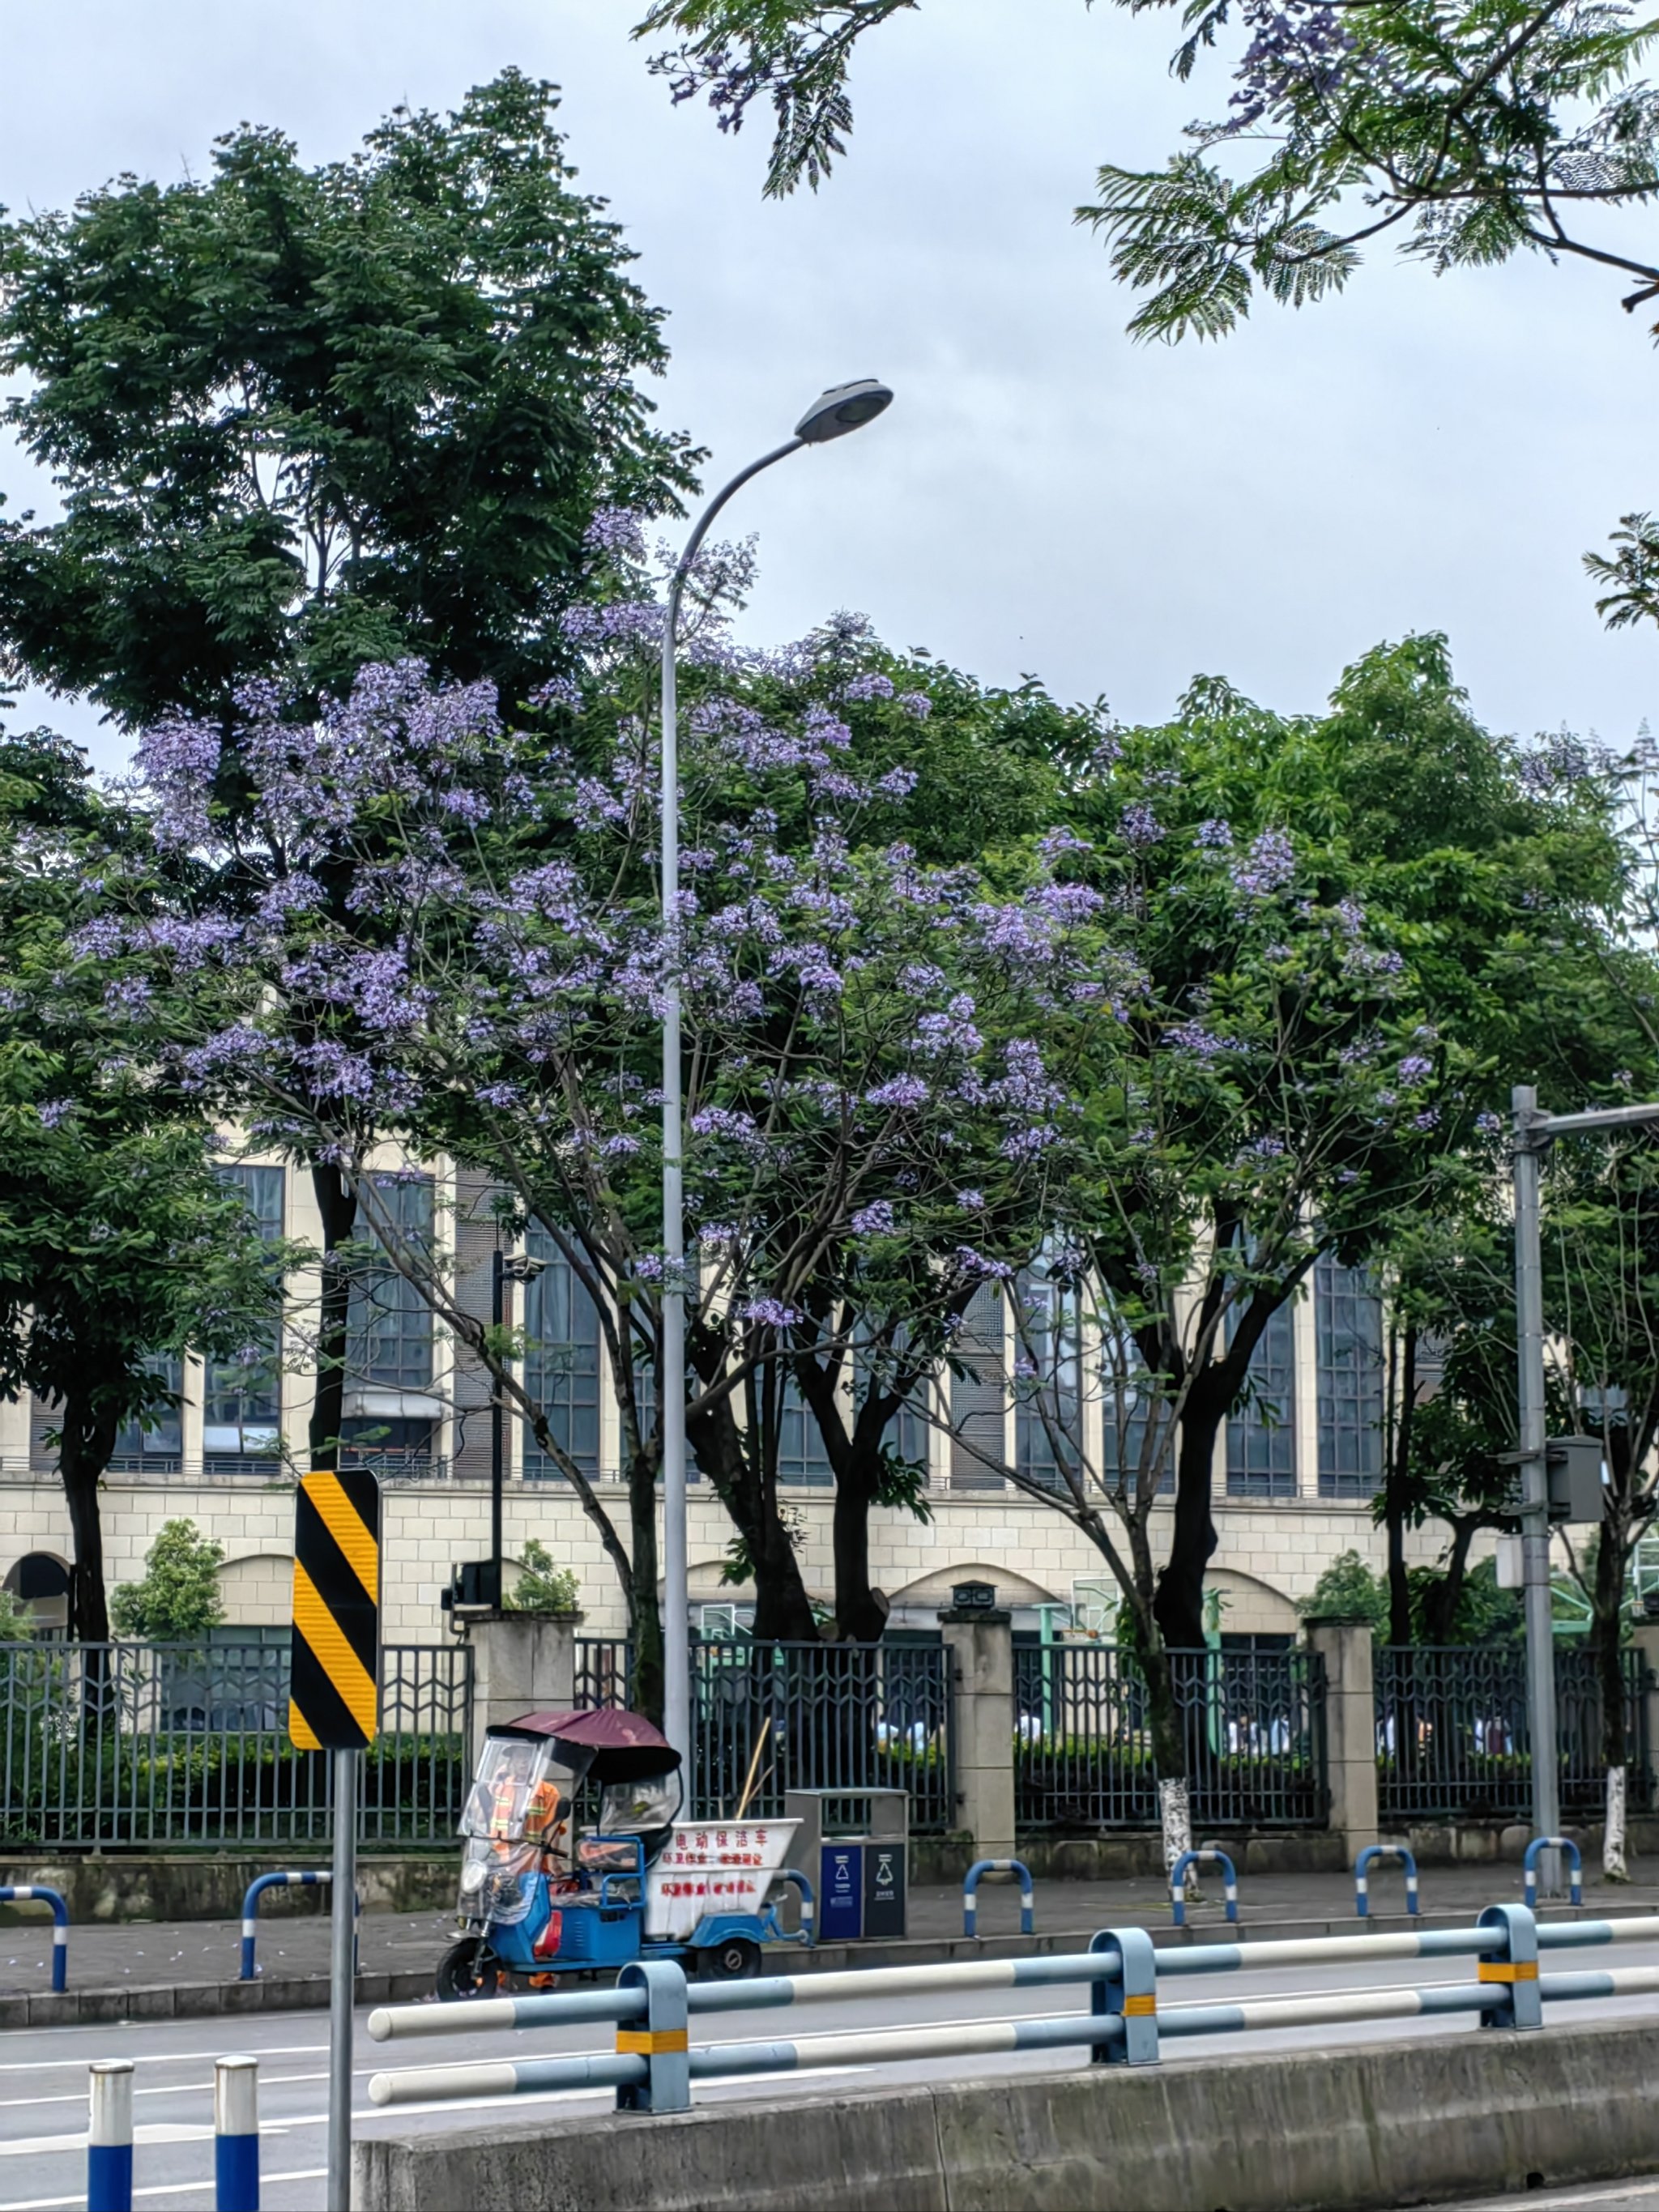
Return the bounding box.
[0,2045,326,2074]
[0,2166,328,2210]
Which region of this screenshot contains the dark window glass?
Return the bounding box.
[522,1229,603,1481]
[348,1175,434,1391]
[1226,1295,1298,1499]
[204,1166,285,1464]
[1016,1270,1082,1492]
[774,1370,836,1487]
[949,1281,1007,1490]
[111,1358,184,1468]
[1316,1257,1384,1498]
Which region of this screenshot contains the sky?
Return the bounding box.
[0,0,1653,774]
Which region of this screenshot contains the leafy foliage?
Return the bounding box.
[508,1540,582,1617]
[0,69,696,730]
[111,1519,226,1641]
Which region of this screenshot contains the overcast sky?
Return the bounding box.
[1,0,1653,774]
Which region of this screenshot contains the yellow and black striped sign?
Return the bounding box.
[288,1470,381,1752]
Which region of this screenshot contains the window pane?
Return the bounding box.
[347,1175,434,1391]
[949,1282,1007,1490]
[1227,1296,1298,1499]
[522,1229,603,1480]
[205,1166,286,1461]
[1316,1257,1384,1499]
[111,1357,184,1466]
[1016,1270,1081,1492]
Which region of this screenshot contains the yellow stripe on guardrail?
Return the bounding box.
[1478,1962,1538,1983]
[616,2029,689,2055]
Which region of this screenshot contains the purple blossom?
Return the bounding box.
[1120,802,1165,849]
[1230,827,1295,901]
[1476,1111,1504,1135]
[843,671,895,702]
[37,1099,73,1129]
[867,1075,930,1110]
[955,1245,1013,1281]
[1196,819,1235,850]
[897,692,933,720]
[741,1297,800,1329]
[1397,1055,1433,1082]
[851,1200,896,1235]
[875,765,919,799]
[956,1189,984,1211]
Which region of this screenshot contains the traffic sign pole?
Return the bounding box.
[328,1746,358,2211]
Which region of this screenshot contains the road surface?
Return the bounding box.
[5,1940,1659,2210]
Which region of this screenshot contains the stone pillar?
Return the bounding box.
[1307,1617,1379,1856]
[938,1607,1017,1859]
[1629,1622,1659,1809]
[464,1614,578,1754]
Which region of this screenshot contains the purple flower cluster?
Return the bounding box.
[1230,828,1295,901]
[851,1200,897,1235]
[1120,802,1165,849]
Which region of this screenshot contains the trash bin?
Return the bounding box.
[785,1788,908,1942]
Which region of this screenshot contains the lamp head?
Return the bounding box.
[795,379,894,445]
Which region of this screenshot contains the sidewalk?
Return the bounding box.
[3,1856,1653,2010]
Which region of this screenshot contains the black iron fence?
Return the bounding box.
[687,1639,953,1831]
[574,1637,634,1712]
[1015,1643,1328,1831]
[0,1639,471,1848]
[1375,1643,1650,1822]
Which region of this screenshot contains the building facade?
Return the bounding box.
[0,1154,1455,1643]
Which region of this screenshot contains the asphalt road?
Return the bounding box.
[5,1942,1659,2212]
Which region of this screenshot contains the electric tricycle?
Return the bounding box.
[437,1706,807,1997]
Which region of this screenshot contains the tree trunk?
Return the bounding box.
[684,1375,819,1643]
[1385,1324,1417,1649]
[1593,1510,1631,1882]
[59,1391,117,1645]
[830,1460,889,1643]
[1141,1637,1198,1893]
[309,1161,357,1470]
[1153,1388,1224,1654]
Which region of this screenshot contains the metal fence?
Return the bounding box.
[1015,1643,1328,1830]
[574,1637,634,1712]
[691,1639,954,1831]
[1375,1643,1649,1821]
[0,1639,471,1848]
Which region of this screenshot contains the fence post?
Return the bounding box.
[613,1958,690,2113]
[1089,1927,1159,2066]
[1630,1622,1659,1810]
[465,1614,577,1750]
[1477,1901,1542,2031]
[937,1603,1017,1860]
[1306,1617,1379,1854]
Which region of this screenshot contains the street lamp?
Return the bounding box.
[659,379,895,1764]
[1512,1082,1659,1894]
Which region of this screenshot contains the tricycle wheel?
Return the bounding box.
[700,1936,761,1982]
[437,1937,504,2001]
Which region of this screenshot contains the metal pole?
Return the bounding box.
[1513,1084,1562,1896]
[659,437,803,1766]
[491,1249,504,1607]
[328,1746,358,2211]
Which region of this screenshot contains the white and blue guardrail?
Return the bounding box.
[239,1869,360,1980]
[1170,1848,1237,1929]
[0,1884,69,1992]
[361,1895,1659,2118]
[87,2055,260,2212]
[1354,1843,1419,1918]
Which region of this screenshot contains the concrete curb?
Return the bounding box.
[1,1898,1631,2027]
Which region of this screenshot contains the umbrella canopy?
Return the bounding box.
[488,1706,680,1781]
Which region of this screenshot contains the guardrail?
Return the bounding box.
[962,1858,1034,1938]
[363,1899,1659,2119]
[0,1884,68,1991]
[238,1869,358,1980]
[1355,1843,1419,1918]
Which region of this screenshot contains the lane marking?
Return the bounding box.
[0,2046,326,2075]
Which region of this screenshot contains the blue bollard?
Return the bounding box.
[215,2056,259,2212]
[87,2061,134,2212]
[1354,1843,1419,1919]
[962,1858,1035,1938]
[1169,1848,1238,1929]
[0,1884,69,1992]
[614,1958,690,2114]
[240,1871,357,1980]
[1523,1835,1584,1912]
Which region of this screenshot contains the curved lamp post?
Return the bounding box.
[659,378,895,1767]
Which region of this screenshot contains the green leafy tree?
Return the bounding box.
[0,72,697,1470]
[508,1541,582,1617]
[111,1519,226,1641]
[1299,1549,1388,1628]
[0,722,286,1643]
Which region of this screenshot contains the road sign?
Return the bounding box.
[288,1470,381,1753]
